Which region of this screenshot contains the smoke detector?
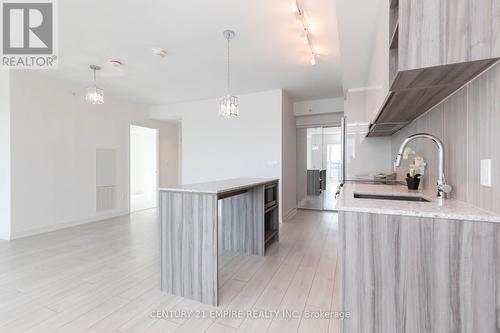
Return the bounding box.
[152,47,168,58]
[109,59,122,66]
[108,59,123,67]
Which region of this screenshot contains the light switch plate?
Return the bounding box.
[481,159,492,187]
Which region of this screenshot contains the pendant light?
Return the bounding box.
[218,30,239,118]
[86,65,104,105]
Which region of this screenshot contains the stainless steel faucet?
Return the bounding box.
[395,133,452,198]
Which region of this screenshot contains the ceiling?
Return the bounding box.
[43,0,343,106]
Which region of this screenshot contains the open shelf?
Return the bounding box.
[265,229,279,245]
[264,204,278,214]
[264,190,279,250]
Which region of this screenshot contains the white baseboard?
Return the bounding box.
[283,207,298,221]
[7,210,129,240]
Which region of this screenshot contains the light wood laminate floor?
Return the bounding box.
[0,209,340,333]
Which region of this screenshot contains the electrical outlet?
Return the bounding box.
[481,159,492,187]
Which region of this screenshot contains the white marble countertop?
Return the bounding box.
[335,182,500,223]
[159,178,279,195]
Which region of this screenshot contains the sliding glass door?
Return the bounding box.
[297,126,342,211]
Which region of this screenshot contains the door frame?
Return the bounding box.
[129,124,160,213]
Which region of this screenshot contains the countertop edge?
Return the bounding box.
[335,206,500,223]
[159,178,279,195]
[335,183,500,224]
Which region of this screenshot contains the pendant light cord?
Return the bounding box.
[226,37,230,95]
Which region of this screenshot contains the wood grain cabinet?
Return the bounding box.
[338,211,500,332]
[368,0,500,136]
[159,178,280,306]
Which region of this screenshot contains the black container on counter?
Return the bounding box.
[406,177,420,190]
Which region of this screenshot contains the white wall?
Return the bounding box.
[281,92,297,219]
[0,71,11,239]
[183,90,281,184]
[363,0,389,123]
[150,89,295,221]
[344,90,393,178]
[295,113,344,128]
[345,124,393,178]
[6,71,178,239]
[293,97,344,116]
[335,0,392,179]
[341,0,392,180]
[294,97,344,129]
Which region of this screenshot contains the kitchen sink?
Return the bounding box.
[353,193,431,202]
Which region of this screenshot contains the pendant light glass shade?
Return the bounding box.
[85,86,104,104]
[218,94,239,118]
[218,30,239,118]
[86,65,104,105]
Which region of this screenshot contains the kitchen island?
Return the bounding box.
[159,178,279,306]
[335,182,500,333]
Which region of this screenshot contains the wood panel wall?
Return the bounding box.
[392,62,500,214]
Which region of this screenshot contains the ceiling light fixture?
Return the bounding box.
[303,31,309,45]
[310,53,316,65]
[218,30,239,118]
[290,1,317,66]
[85,65,104,105]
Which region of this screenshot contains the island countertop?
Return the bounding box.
[159,178,279,195]
[335,182,500,223]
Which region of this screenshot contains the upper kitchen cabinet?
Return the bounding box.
[368,0,500,137]
[399,0,499,71]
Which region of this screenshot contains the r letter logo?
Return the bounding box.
[1,0,58,69]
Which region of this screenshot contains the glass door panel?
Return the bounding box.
[322,127,342,210]
[297,126,342,211]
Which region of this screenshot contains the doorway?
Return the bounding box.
[297,126,342,211]
[130,125,159,213]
